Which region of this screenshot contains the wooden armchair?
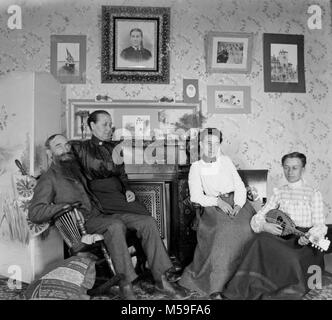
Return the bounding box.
[51,201,124,295]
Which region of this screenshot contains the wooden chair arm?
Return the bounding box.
[52,201,82,221]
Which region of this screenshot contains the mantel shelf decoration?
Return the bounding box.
[68,99,203,141]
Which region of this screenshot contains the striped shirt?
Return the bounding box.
[251,179,327,238]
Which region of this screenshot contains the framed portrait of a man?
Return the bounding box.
[101,6,170,84]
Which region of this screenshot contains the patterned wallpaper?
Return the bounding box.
[0,0,331,221]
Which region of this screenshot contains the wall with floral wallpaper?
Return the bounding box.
[0,0,331,221]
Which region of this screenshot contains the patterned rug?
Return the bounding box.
[1,272,332,300]
[0,272,205,301]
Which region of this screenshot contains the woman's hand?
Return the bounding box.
[125,190,135,203]
[298,234,310,246]
[263,222,283,235]
[232,205,241,216]
[217,198,233,215]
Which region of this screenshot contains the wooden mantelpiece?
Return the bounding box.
[126,164,178,180]
[126,163,192,263]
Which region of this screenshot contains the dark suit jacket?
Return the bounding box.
[28,162,102,224]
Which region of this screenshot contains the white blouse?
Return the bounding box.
[188,155,247,208]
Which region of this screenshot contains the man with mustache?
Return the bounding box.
[28,134,187,300]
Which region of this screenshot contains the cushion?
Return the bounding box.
[24,254,96,300]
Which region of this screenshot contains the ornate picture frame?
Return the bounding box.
[207,85,251,114]
[101,6,170,84]
[206,32,253,73]
[263,33,305,93]
[50,35,86,84]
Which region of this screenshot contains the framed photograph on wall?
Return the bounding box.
[207,85,251,114]
[263,33,305,92]
[206,32,253,73]
[50,35,86,84]
[101,6,170,84]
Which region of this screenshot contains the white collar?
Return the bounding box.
[287,179,304,189]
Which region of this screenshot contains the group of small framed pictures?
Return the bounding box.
[204,31,305,114]
[50,5,306,115]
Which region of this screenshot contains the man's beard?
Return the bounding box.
[54,153,82,179]
[54,152,76,164]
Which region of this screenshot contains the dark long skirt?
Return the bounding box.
[178,201,256,296]
[222,232,325,300]
[89,177,150,216]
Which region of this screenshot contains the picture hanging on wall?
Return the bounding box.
[183,79,199,103]
[206,32,253,73]
[263,33,305,93]
[207,85,251,114]
[50,35,86,84]
[101,6,170,84]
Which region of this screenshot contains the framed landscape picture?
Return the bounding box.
[263,33,305,93]
[206,32,253,73]
[207,85,251,114]
[101,6,170,84]
[50,35,86,84]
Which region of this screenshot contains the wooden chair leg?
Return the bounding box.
[98,241,116,274]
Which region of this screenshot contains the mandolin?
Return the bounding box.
[265,209,330,252]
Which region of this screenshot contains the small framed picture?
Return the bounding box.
[206,32,253,73]
[50,35,86,84]
[263,33,305,92]
[183,79,199,103]
[122,115,151,139]
[207,85,251,114]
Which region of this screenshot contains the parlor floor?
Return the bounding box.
[1,270,332,301]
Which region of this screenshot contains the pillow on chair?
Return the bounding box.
[24,254,96,300]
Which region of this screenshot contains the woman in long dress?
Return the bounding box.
[222,152,328,300]
[178,128,256,298]
[69,110,183,299]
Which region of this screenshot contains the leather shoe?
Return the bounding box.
[210,292,229,300]
[119,283,137,300]
[155,275,191,300]
[165,268,181,283]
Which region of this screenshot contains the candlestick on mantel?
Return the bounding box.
[75,110,90,140]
